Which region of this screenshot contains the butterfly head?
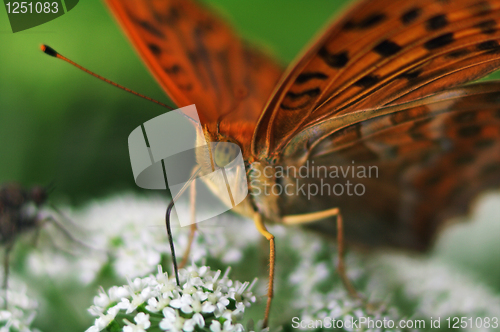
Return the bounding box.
[192,125,258,217]
[196,125,243,174]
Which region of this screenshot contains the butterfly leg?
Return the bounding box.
[282,208,359,298]
[253,212,275,328]
[179,224,197,269]
[179,174,198,269]
[335,211,359,299]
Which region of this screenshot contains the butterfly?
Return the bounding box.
[104,0,500,326]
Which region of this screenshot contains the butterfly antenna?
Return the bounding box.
[40,44,176,111]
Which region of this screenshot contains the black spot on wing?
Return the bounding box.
[285,89,321,100]
[486,94,500,104]
[373,40,402,57]
[165,64,181,74]
[426,14,448,31]
[409,131,426,140]
[197,20,215,33]
[343,13,386,30]
[319,48,349,68]
[408,118,433,140]
[295,72,328,84]
[446,49,471,59]
[401,7,422,25]
[477,40,500,52]
[148,44,162,56]
[471,1,493,16]
[424,33,454,50]
[454,154,475,166]
[161,5,182,25]
[342,21,357,30]
[354,74,380,88]
[136,20,165,38]
[425,173,443,186]
[458,125,481,137]
[281,88,321,111]
[359,13,386,28]
[475,19,497,34]
[453,111,476,123]
[475,138,495,148]
[481,163,500,177]
[398,68,423,80]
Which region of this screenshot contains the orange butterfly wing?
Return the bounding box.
[105,0,282,130]
[278,82,500,249]
[106,0,500,249]
[252,0,500,159]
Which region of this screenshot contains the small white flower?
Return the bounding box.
[123,312,151,332]
[86,264,256,332]
[210,319,243,332]
[0,285,39,332]
[145,294,170,312]
[170,293,194,314]
[181,312,205,332]
[91,305,120,331]
[159,307,185,332]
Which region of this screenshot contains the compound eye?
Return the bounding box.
[214,142,240,168]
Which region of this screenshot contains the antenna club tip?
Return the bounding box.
[41,44,58,57]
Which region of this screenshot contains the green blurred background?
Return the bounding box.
[1,1,500,331]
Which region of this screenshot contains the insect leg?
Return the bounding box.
[43,216,102,252]
[179,167,198,269]
[281,208,360,298]
[336,211,359,299]
[179,223,197,269]
[2,242,14,308]
[253,212,275,328]
[282,207,339,225]
[31,223,42,247]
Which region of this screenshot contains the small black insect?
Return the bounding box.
[0,183,49,291]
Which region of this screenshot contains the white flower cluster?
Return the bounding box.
[281,227,406,331]
[14,193,500,331]
[375,254,500,324]
[296,289,405,332]
[27,195,260,284]
[0,285,39,332]
[86,264,256,332]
